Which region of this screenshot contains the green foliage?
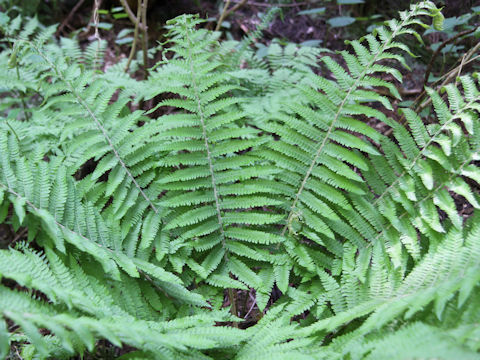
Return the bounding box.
[0,1,479,358]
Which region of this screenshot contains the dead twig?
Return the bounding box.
[119,0,146,31]
[125,0,142,72]
[56,0,86,36]
[244,292,257,319]
[215,0,248,32]
[372,87,422,98]
[80,0,103,39]
[11,228,28,246]
[423,26,479,88]
[141,0,149,78]
[120,0,149,78]
[383,44,480,137]
[230,0,310,7]
[417,41,480,111]
[92,0,103,73]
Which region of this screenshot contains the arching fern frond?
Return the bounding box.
[145,15,288,298]
[290,219,480,359]
[248,1,444,277]
[357,74,480,267]
[0,131,204,307]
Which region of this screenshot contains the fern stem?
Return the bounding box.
[228,288,238,318]
[183,17,241,320]
[73,92,158,213]
[373,94,480,206]
[4,121,20,143]
[27,42,158,214]
[281,5,420,236]
[183,21,226,240]
[15,64,29,121]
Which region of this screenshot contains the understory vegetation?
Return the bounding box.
[0,0,480,359]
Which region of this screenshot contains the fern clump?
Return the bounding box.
[0,1,479,359]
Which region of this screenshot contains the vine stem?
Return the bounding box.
[120,0,149,78]
[56,0,86,36]
[281,3,421,236]
[119,0,146,31]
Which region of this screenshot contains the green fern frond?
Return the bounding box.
[0,2,478,358]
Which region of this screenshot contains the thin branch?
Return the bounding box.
[56,0,86,36]
[80,0,103,47]
[244,292,257,319]
[417,42,480,117]
[215,0,248,32]
[119,0,146,31]
[125,0,142,72]
[141,0,149,77]
[370,87,422,98]
[230,0,310,7]
[384,41,480,138]
[216,0,231,32]
[11,227,28,246]
[455,46,468,87]
[423,26,478,88]
[92,0,103,73]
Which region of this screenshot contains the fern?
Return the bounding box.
[145,15,290,300]
[0,1,479,358]
[256,1,441,261]
[0,246,254,359]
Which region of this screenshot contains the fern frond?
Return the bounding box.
[233,2,446,283]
